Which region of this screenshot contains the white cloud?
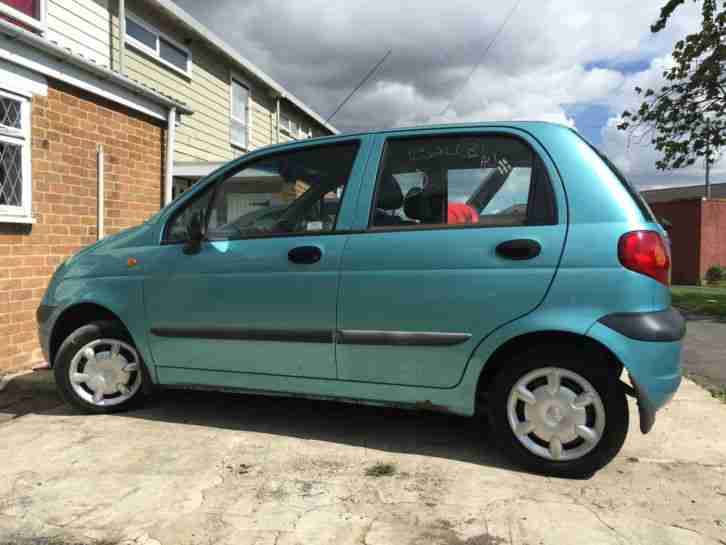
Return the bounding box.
[173,0,716,187]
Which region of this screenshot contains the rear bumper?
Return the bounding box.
[597,307,686,342]
[588,307,684,433]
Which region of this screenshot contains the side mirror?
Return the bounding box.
[183,211,204,255]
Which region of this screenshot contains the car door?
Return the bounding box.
[144,139,367,379]
[336,129,566,388]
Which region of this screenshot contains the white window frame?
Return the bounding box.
[0,0,47,33]
[0,88,33,223]
[125,12,192,77]
[230,75,251,151]
[280,113,298,139]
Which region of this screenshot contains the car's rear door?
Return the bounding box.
[336,128,567,387]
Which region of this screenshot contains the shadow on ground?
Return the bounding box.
[1,371,519,474]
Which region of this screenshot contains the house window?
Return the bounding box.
[0,90,32,222]
[231,78,250,150]
[280,114,298,138]
[0,0,46,32]
[125,13,191,76]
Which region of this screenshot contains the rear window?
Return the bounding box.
[573,131,656,222]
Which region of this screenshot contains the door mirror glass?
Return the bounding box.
[164,184,214,244]
[186,210,204,241]
[183,210,204,255]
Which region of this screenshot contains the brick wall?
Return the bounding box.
[651,198,726,285]
[650,199,702,285]
[0,79,165,373]
[700,199,726,276]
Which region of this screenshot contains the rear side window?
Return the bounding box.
[369,134,556,229]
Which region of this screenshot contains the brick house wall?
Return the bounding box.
[0,79,165,373]
[651,198,726,285]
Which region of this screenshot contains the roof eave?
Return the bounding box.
[146,0,338,134]
[0,18,193,115]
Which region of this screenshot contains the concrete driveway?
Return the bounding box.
[681,314,726,391]
[1,332,726,545]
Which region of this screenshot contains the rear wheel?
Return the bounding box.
[488,346,628,478]
[54,321,147,414]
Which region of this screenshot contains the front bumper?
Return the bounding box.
[36,305,56,365]
[588,307,684,433]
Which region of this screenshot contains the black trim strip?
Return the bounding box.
[598,307,686,342]
[337,329,471,347]
[150,327,472,347]
[150,327,333,343]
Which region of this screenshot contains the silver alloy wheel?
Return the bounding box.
[506,367,606,462]
[68,339,141,407]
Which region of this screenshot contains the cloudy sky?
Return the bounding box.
[175,0,724,189]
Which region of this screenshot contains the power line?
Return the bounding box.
[326,49,393,124]
[438,0,522,117]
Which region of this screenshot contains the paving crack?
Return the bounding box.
[359,516,378,545]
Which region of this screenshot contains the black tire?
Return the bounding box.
[488,344,628,478]
[54,320,148,414]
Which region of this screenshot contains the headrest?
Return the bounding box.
[376,175,404,210]
[404,186,442,223]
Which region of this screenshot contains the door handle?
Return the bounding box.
[496,239,541,260]
[288,245,322,265]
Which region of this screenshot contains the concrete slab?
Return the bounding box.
[0,373,725,545]
[681,316,726,391]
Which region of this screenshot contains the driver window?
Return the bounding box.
[206,142,359,240]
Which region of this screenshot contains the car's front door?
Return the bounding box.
[336,130,566,387]
[144,139,366,379]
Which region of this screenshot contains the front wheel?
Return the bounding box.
[54,321,147,414]
[488,346,628,478]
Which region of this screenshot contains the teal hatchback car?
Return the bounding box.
[37,122,683,477]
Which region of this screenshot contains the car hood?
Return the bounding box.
[61,222,159,278]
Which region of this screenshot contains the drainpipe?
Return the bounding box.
[164,107,177,205]
[275,95,281,144]
[118,0,126,75]
[97,145,105,240]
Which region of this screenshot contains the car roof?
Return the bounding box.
[302,121,574,143]
[242,121,579,159]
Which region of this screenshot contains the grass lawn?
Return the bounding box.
[671,285,726,318]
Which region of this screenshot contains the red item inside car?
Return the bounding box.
[447,203,479,225]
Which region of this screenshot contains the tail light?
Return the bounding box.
[618,230,671,286]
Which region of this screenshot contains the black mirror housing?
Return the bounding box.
[183,211,204,255]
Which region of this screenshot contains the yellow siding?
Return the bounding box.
[249,91,276,150]
[46,0,112,67]
[46,0,332,165]
[110,8,235,162]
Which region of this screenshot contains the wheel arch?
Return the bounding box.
[49,303,131,368]
[475,330,625,403]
